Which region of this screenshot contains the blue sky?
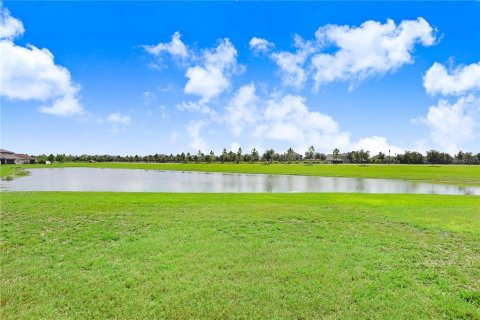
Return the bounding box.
[1,1,479,156]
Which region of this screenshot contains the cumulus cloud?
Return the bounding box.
[225,85,408,154]
[352,136,403,155]
[311,18,436,89]
[184,38,241,103]
[39,95,83,116]
[255,18,436,90]
[0,3,23,40]
[271,35,315,88]
[420,95,479,153]
[106,112,131,125]
[143,31,189,61]
[145,34,242,105]
[249,37,274,54]
[423,62,480,96]
[225,83,258,136]
[224,86,402,153]
[418,60,480,152]
[0,4,83,116]
[257,93,351,151]
[187,120,208,152]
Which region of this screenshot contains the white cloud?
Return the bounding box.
[0,4,83,116]
[221,85,406,154]
[258,93,351,151]
[40,95,83,116]
[106,112,131,125]
[423,62,480,96]
[419,61,480,152]
[421,95,479,153]
[230,142,240,152]
[249,37,274,54]
[143,31,188,60]
[187,120,207,152]
[223,86,349,151]
[271,35,315,88]
[145,35,243,108]
[311,18,436,89]
[184,38,241,103]
[0,3,24,40]
[225,83,258,136]
[352,136,403,155]
[175,101,219,121]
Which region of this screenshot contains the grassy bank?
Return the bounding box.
[0,165,29,180]
[2,192,479,319]
[17,162,480,185]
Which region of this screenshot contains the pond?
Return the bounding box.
[1,168,479,195]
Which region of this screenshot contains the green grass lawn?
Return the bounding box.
[2,192,479,319]
[14,162,480,185]
[0,165,28,180]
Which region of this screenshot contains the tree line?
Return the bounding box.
[33,147,480,165]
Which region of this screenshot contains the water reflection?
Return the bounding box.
[1,167,479,195]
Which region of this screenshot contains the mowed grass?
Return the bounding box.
[16,162,480,185]
[0,165,28,180]
[1,192,479,319]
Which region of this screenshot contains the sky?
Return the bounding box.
[1,1,479,156]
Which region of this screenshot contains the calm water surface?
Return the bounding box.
[1,168,479,195]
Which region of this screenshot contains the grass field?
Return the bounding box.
[2,192,479,319]
[0,165,28,180]
[10,162,480,185]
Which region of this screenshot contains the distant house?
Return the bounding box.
[326,153,350,164]
[14,154,35,164]
[0,149,35,164]
[0,149,16,164]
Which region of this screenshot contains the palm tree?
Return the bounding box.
[237,147,242,163]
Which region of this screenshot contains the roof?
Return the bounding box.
[0,153,16,160]
[14,153,34,160]
[0,149,15,154]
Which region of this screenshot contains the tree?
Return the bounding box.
[333,148,340,164]
[427,150,453,164]
[262,149,275,163]
[228,151,237,163]
[287,147,296,163]
[315,152,326,161]
[250,148,259,162]
[426,150,440,164]
[464,152,474,165]
[220,148,227,163]
[305,146,315,161]
[47,154,55,162]
[196,150,204,163]
[56,154,66,163]
[377,152,386,161]
[455,151,465,163]
[357,149,369,165]
[236,147,242,163]
[208,151,215,163]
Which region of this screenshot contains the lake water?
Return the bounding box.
[1,168,479,195]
